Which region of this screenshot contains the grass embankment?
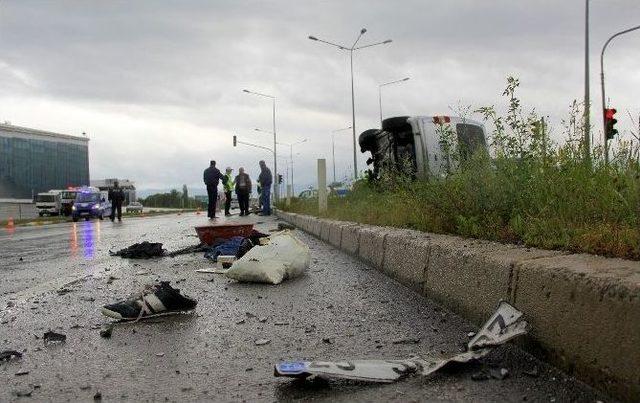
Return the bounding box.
[280,78,640,260]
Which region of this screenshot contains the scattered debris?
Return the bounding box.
[274,321,289,326]
[277,222,296,231]
[204,237,245,262]
[110,242,166,259]
[14,388,33,397]
[101,281,197,321]
[100,324,113,338]
[167,243,207,257]
[56,288,72,296]
[135,270,150,276]
[15,370,30,376]
[255,338,271,346]
[274,301,528,383]
[0,350,22,362]
[93,391,102,400]
[225,233,310,284]
[156,352,165,357]
[490,367,509,380]
[43,331,67,345]
[322,337,333,344]
[195,268,229,274]
[258,317,268,323]
[80,296,96,302]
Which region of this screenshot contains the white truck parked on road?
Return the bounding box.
[35,190,63,216]
[359,115,488,179]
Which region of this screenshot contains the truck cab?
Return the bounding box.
[35,191,62,216]
[359,115,487,179]
[60,189,80,216]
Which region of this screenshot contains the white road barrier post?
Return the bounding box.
[318,159,327,213]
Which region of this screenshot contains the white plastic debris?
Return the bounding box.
[225,232,310,284]
[274,301,528,383]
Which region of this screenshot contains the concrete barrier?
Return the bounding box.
[513,254,640,401]
[340,223,360,255]
[275,210,640,401]
[424,236,561,325]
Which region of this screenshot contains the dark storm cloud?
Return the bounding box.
[0,0,638,190]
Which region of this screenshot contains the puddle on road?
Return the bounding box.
[69,221,101,261]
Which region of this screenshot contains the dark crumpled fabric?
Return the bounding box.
[110,241,166,259]
[168,243,208,257]
[204,236,245,262]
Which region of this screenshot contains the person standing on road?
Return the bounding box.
[203,160,223,219]
[257,160,272,216]
[234,167,252,216]
[222,167,234,217]
[108,180,125,222]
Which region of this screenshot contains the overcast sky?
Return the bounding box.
[1,0,638,193]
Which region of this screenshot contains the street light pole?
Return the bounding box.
[379,77,410,126]
[243,89,278,202]
[275,138,307,196]
[331,126,352,184]
[584,0,590,162]
[600,24,640,165]
[309,29,392,180]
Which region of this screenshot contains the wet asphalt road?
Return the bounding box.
[0,213,611,402]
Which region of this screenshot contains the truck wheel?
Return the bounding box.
[381,116,411,131]
[99,214,104,220]
[72,217,79,222]
[39,212,43,217]
[85,217,90,221]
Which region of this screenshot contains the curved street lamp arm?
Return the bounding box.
[354,39,392,50]
[309,35,347,50]
[601,25,640,72]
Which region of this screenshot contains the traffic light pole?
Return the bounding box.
[600,24,640,165]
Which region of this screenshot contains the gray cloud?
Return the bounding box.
[1,0,638,191]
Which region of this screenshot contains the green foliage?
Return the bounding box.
[281,77,640,260]
[139,188,206,209]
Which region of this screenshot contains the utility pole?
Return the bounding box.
[584,0,591,163]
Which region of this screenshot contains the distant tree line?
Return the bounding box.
[138,187,206,209]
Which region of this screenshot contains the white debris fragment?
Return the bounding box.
[274,301,528,383]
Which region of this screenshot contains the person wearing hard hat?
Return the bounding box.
[222,167,234,217]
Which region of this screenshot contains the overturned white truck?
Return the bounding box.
[359,115,488,179]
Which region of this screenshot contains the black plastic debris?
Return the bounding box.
[110,242,166,259]
[167,243,207,257]
[43,331,66,345]
[0,350,22,362]
[99,325,113,338]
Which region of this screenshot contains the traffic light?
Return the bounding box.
[233,135,237,147]
[278,174,283,184]
[604,108,618,140]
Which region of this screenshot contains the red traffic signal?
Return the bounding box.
[604,108,618,140]
[233,135,237,147]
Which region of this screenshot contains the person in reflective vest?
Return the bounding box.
[222,167,234,216]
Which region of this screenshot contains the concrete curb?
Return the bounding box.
[275,210,640,402]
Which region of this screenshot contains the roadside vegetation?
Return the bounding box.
[138,186,206,209]
[281,77,640,260]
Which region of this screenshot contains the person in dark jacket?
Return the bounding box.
[108,180,125,222]
[234,167,252,216]
[257,160,272,216]
[203,160,223,219]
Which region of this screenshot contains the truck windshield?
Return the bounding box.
[61,191,78,200]
[36,195,55,203]
[76,193,101,203]
[456,124,486,159]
